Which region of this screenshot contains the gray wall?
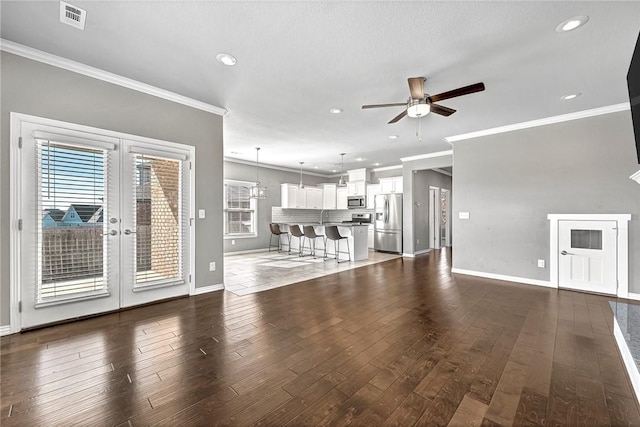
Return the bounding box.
[412,170,452,253]
[452,111,640,290]
[370,167,403,182]
[401,154,453,255]
[223,160,326,253]
[1,52,224,326]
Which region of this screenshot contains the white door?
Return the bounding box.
[429,187,440,249]
[558,220,617,295]
[17,121,190,328]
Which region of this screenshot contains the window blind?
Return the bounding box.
[36,139,112,304]
[132,153,186,289]
[224,182,256,235]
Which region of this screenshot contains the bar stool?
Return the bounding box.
[325,225,350,263]
[302,225,326,259]
[268,223,290,253]
[288,224,305,256]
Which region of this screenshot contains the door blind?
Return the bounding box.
[132,153,186,289]
[36,139,112,304]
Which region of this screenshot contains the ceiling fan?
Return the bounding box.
[362,77,485,124]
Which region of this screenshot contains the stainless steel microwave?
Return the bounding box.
[347,195,366,209]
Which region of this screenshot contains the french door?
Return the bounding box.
[17,119,191,329]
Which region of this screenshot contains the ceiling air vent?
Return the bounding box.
[59,1,87,30]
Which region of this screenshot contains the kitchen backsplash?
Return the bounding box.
[272,207,371,224]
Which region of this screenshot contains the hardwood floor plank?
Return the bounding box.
[446,395,488,426]
[2,248,638,426]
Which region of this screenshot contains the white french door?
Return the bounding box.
[17,119,191,329]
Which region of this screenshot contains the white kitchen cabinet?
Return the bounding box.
[305,187,323,209]
[368,224,374,248]
[347,168,370,182]
[366,184,380,209]
[321,184,337,209]
[347,181,366,196]
[379,176,403,194]
[336,187,348,209]
[281,183,307,208]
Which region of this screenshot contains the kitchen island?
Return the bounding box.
[280,223,369,261]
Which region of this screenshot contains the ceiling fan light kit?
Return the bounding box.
[407,99,431,118]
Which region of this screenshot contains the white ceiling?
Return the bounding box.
[1,1,638,174]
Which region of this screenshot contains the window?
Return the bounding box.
[224,180,257,237]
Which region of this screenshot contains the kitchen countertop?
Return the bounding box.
[280,222,370,227]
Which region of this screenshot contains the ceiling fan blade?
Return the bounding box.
[429,82,485,103]
[408,77,426,99]
[430,103,456,117]
[388,110,407,124]
[362,102,407,109]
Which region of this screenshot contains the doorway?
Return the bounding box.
[12,115,194,329]
[429,186,451,250]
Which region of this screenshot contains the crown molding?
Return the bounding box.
[0,39,227,116]
[371,164,402,172]
[223,157,331,177]
[445,102,631,143]
[400,150,453,163]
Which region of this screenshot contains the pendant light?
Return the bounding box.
[299,162,305,189]
[250,147,267,199]
[337,153,347,187]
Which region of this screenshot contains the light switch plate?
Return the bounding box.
[538,259,545,268]
[198,209,206,219]
[459,212,470,219]
[209,261,216,271]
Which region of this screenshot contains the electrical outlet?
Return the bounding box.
[537,259,545,268]
[198,209,206,219]
[459,212,470,219]
[209,261,216,271]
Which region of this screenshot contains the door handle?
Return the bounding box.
[560,250,574,256]
[124,229,137,235]
[103,230,118,236]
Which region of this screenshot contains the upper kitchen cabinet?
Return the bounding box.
[281,183,307,208]
[379,176,403,194]
[347,181,366,196]
[347,168,369,196]
[321,183,337,209]
[336,187,348,209]
[348,168,370,182]
[366,184,380,209]
[306,187,323,209]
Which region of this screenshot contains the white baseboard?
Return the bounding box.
[192,284,224,295]
[451,268,554,289]
[224,247,271,256]
[402,253,415,258]
[415,249,431,255]
[0,325,12,336]
[613,317,640,405]
[626,293,640,301]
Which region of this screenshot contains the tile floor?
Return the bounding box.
[224,249,400,296]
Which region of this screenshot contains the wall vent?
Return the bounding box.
[59,1,87,30]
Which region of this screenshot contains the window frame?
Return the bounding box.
[223,179,258,239]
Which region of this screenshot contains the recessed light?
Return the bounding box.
[230,151,241,155]
[314,166,319,169]
[216,53,237,66]
[355,157,363,162]
[556,16,589,32]
[329,108,343,114]
[389,135,399,139]
[332,169,337,173]
[561,93,582,100]
[373,163,381,167]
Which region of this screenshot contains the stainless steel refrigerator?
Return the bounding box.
[374,193,403,254]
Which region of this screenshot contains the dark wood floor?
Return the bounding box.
[2,249,639,426]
